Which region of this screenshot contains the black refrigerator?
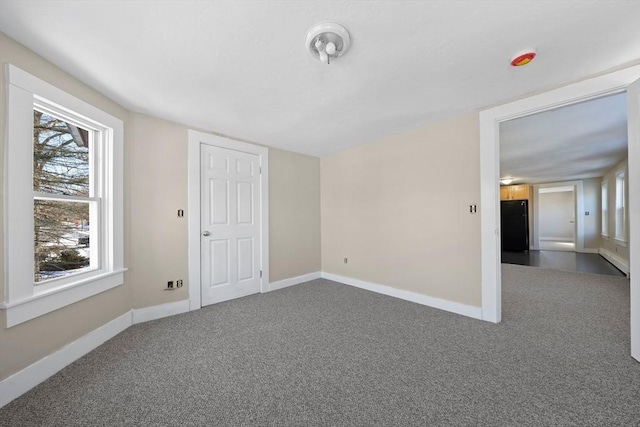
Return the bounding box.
[501,200,529,251]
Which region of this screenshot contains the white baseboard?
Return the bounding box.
[0,298,194,408]
[540,237,573,242]
[599,248,630,275]
[321,272,483,320]
[0,275,481,408]
[0,310,132,408]
[268,271,321,292]
[132,299,190,324]
[580,248,599,254]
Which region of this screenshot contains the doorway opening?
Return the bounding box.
[479,65,639,361]
[537,186,576,252]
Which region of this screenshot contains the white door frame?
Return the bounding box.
[480,65,639,326]
[533,182,582,252]
[187,130,269,311]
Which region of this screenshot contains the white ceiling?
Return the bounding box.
[500,93,629,184]
[0,1,639,157]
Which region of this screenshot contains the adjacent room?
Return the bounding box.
[499,93,630,277]
[1,1,639,425]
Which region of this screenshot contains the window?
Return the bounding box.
[1,65,124,327]
[33,107,98,283]
[601,180,608,238]
[615,170,626,243]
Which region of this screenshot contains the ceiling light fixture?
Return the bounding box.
[500,178,514,185]
[306,22,351,65]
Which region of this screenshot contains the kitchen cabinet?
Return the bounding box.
[500,184,530,201]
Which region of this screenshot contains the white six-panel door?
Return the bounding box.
[200,144,261,306]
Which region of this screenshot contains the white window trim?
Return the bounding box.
[601,179,609,239]
[1,64,125,327]
[614,168,627,245]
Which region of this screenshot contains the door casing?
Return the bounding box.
[187,130,269,311]
[479,65,639,361]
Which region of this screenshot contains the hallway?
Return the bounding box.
[501,250,626,277]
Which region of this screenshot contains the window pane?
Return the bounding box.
[34,200,94,283]
[601,183,608,235]
[33,110,90,196]
[615,174,625,240]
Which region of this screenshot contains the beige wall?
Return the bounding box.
[601,158,630,262]
[321,112,482,307]
[0,286,130,381]
[0,33,133,380]
[538,191,575,240]
[583,177,602,250]
[129,113,189,308]
[269,149,321,282]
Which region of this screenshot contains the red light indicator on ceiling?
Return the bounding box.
[511,51,536,67]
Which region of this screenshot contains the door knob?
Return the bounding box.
[202,231,210,236]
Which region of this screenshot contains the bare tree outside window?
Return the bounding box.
[33,110,93,282]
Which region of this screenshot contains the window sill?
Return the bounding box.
[601,234,609,240]
[614,238,628,247]
[0,269,127,328]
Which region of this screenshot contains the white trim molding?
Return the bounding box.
[321,272,483,320]
[0,311,132,408]
[581,248,600,254]
[627,78,640,361]
[0,297,199,408]
[599,248,630,276]
[479,64,640,324]
[0,270,126,327]
[132,299,191,324]
[2,64,125,327]
[187,130,269,312]
[268,272,321,292]
[0,270,485,409]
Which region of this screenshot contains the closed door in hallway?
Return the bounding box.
[200,144,261,306]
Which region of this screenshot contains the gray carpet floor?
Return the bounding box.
[1,265,638,426]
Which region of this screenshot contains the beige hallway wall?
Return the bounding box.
[0,33,133,380]
[583,177,602,250]
[321,112,482,307]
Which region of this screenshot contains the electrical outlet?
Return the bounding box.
[165,281,174,291]
[344,257,348,264]
[176,279,183,288]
